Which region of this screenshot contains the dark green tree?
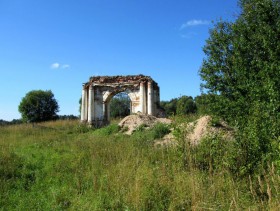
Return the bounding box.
[79,97,82,116]
[18,90,59,122]
[200,0,280,172]
[201,0,280,122]
[160,98,178,116]
[110,92,131,118]
[176,96,197,115]
[194,94,212,115]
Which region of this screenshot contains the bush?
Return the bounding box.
[193,134,234,172]
[151,123,170,140]
[135,124,148,132]
[139,122,171,141]
[131,123,171,147]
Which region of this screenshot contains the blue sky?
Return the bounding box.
[0,0,239,120]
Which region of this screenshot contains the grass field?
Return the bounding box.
[1,119,279,210]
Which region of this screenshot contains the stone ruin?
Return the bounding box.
[81,75,162,126]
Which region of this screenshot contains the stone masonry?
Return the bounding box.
[81,75,161,126]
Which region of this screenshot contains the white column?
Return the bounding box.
[85,90,88,121]
[107,103,110,121]
[81,87,86,122]
[88,86,94,123]
[103,102,106,121]
[140,82,145,113]
[143,82,147,114]
[147,81,153,115]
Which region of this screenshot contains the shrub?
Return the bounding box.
[151,123,170,140]
[193,134,234,172]
[131,123,171,147]
[135,124,148,132]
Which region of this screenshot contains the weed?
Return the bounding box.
[0,119,279,209]
[93,123,120,136]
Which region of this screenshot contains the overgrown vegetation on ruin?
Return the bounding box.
[1,119,280,210]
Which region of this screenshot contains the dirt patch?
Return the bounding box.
[118,114,172,135]
[188,115,212,145]
[190,115,233,145]
[154,115,233,147]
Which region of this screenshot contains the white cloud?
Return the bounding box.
[50,62,60,69]
[180,32,197,39]
[62,64,70,69]
[50,63,70,70]
[180,19,210,29]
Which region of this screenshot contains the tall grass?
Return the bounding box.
[0,119,279,210]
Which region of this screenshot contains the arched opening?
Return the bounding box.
[81,75,161,126]
[109,92,131,120]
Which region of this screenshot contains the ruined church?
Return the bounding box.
[81,75,161,126]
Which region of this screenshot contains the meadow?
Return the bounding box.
[1,118,280,210]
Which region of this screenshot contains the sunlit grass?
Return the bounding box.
[0,119,279,210]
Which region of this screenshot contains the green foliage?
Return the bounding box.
[0,119,23,126]
[79,97,82,115]
[135,123,148,132]
[151,123,170,139]
[1,120,280,209]
[176,95,197,115]
[58,115,78,120]
[131,123,171,147]
[18,90,59,123]
[161,96,197,117]
[199,0,280,172]
[93,123,120,136]
[209,116,223,127]
[73,123,92,134]
[110,92,131,118]
[193,134,235,172]
[160,98,178,116]
[194,94,212,115]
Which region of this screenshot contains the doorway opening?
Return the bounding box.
[109,92,131,120]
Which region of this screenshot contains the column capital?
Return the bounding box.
[140,81,146,85]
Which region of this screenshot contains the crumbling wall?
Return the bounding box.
[81,74,161,126]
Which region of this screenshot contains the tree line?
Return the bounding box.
[15,89,208,124]
[160,95,210,116]
[110,93,206,118]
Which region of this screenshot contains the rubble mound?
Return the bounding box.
[187,115,223,145]
[154,131,177,147]
[118,114,172,135]
[155,115,233,147]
